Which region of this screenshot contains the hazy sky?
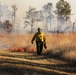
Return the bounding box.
[0,0,76,23]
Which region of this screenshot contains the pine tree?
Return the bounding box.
[24,7,40,33]
[56,0,71,32]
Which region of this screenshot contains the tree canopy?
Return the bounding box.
[56,0,71,20]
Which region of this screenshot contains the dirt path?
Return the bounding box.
[0,50,76,75]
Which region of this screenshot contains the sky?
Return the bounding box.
[0,0,76,30]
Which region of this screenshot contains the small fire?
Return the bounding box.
[10,46,36,52]
[26,46,36,52]
[19,48,24,52]
[10,47,24,52]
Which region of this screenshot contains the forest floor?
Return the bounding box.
[0,50,76,75]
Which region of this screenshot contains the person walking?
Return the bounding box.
[31,28,46,55]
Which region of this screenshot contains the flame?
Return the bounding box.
[19,48,24,52]
[10,47,19,52]
[10,46,36,53]
[32,47,36,52]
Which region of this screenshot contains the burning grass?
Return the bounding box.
[0,32,76,61]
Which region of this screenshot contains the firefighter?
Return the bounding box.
[31,28,46,55]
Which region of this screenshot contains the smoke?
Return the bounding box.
[0,1,75,33]
[1,4,12,22]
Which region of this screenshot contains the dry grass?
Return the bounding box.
[46,33,76,61]
[0,32,76,61]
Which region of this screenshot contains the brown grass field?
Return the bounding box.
[0,32,76,61]
[0,32,76,75]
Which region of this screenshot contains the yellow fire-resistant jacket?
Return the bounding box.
[32,32,46,42]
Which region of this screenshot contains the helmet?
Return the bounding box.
[38,27,42,30]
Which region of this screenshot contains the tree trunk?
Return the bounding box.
[50,19,51,31]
